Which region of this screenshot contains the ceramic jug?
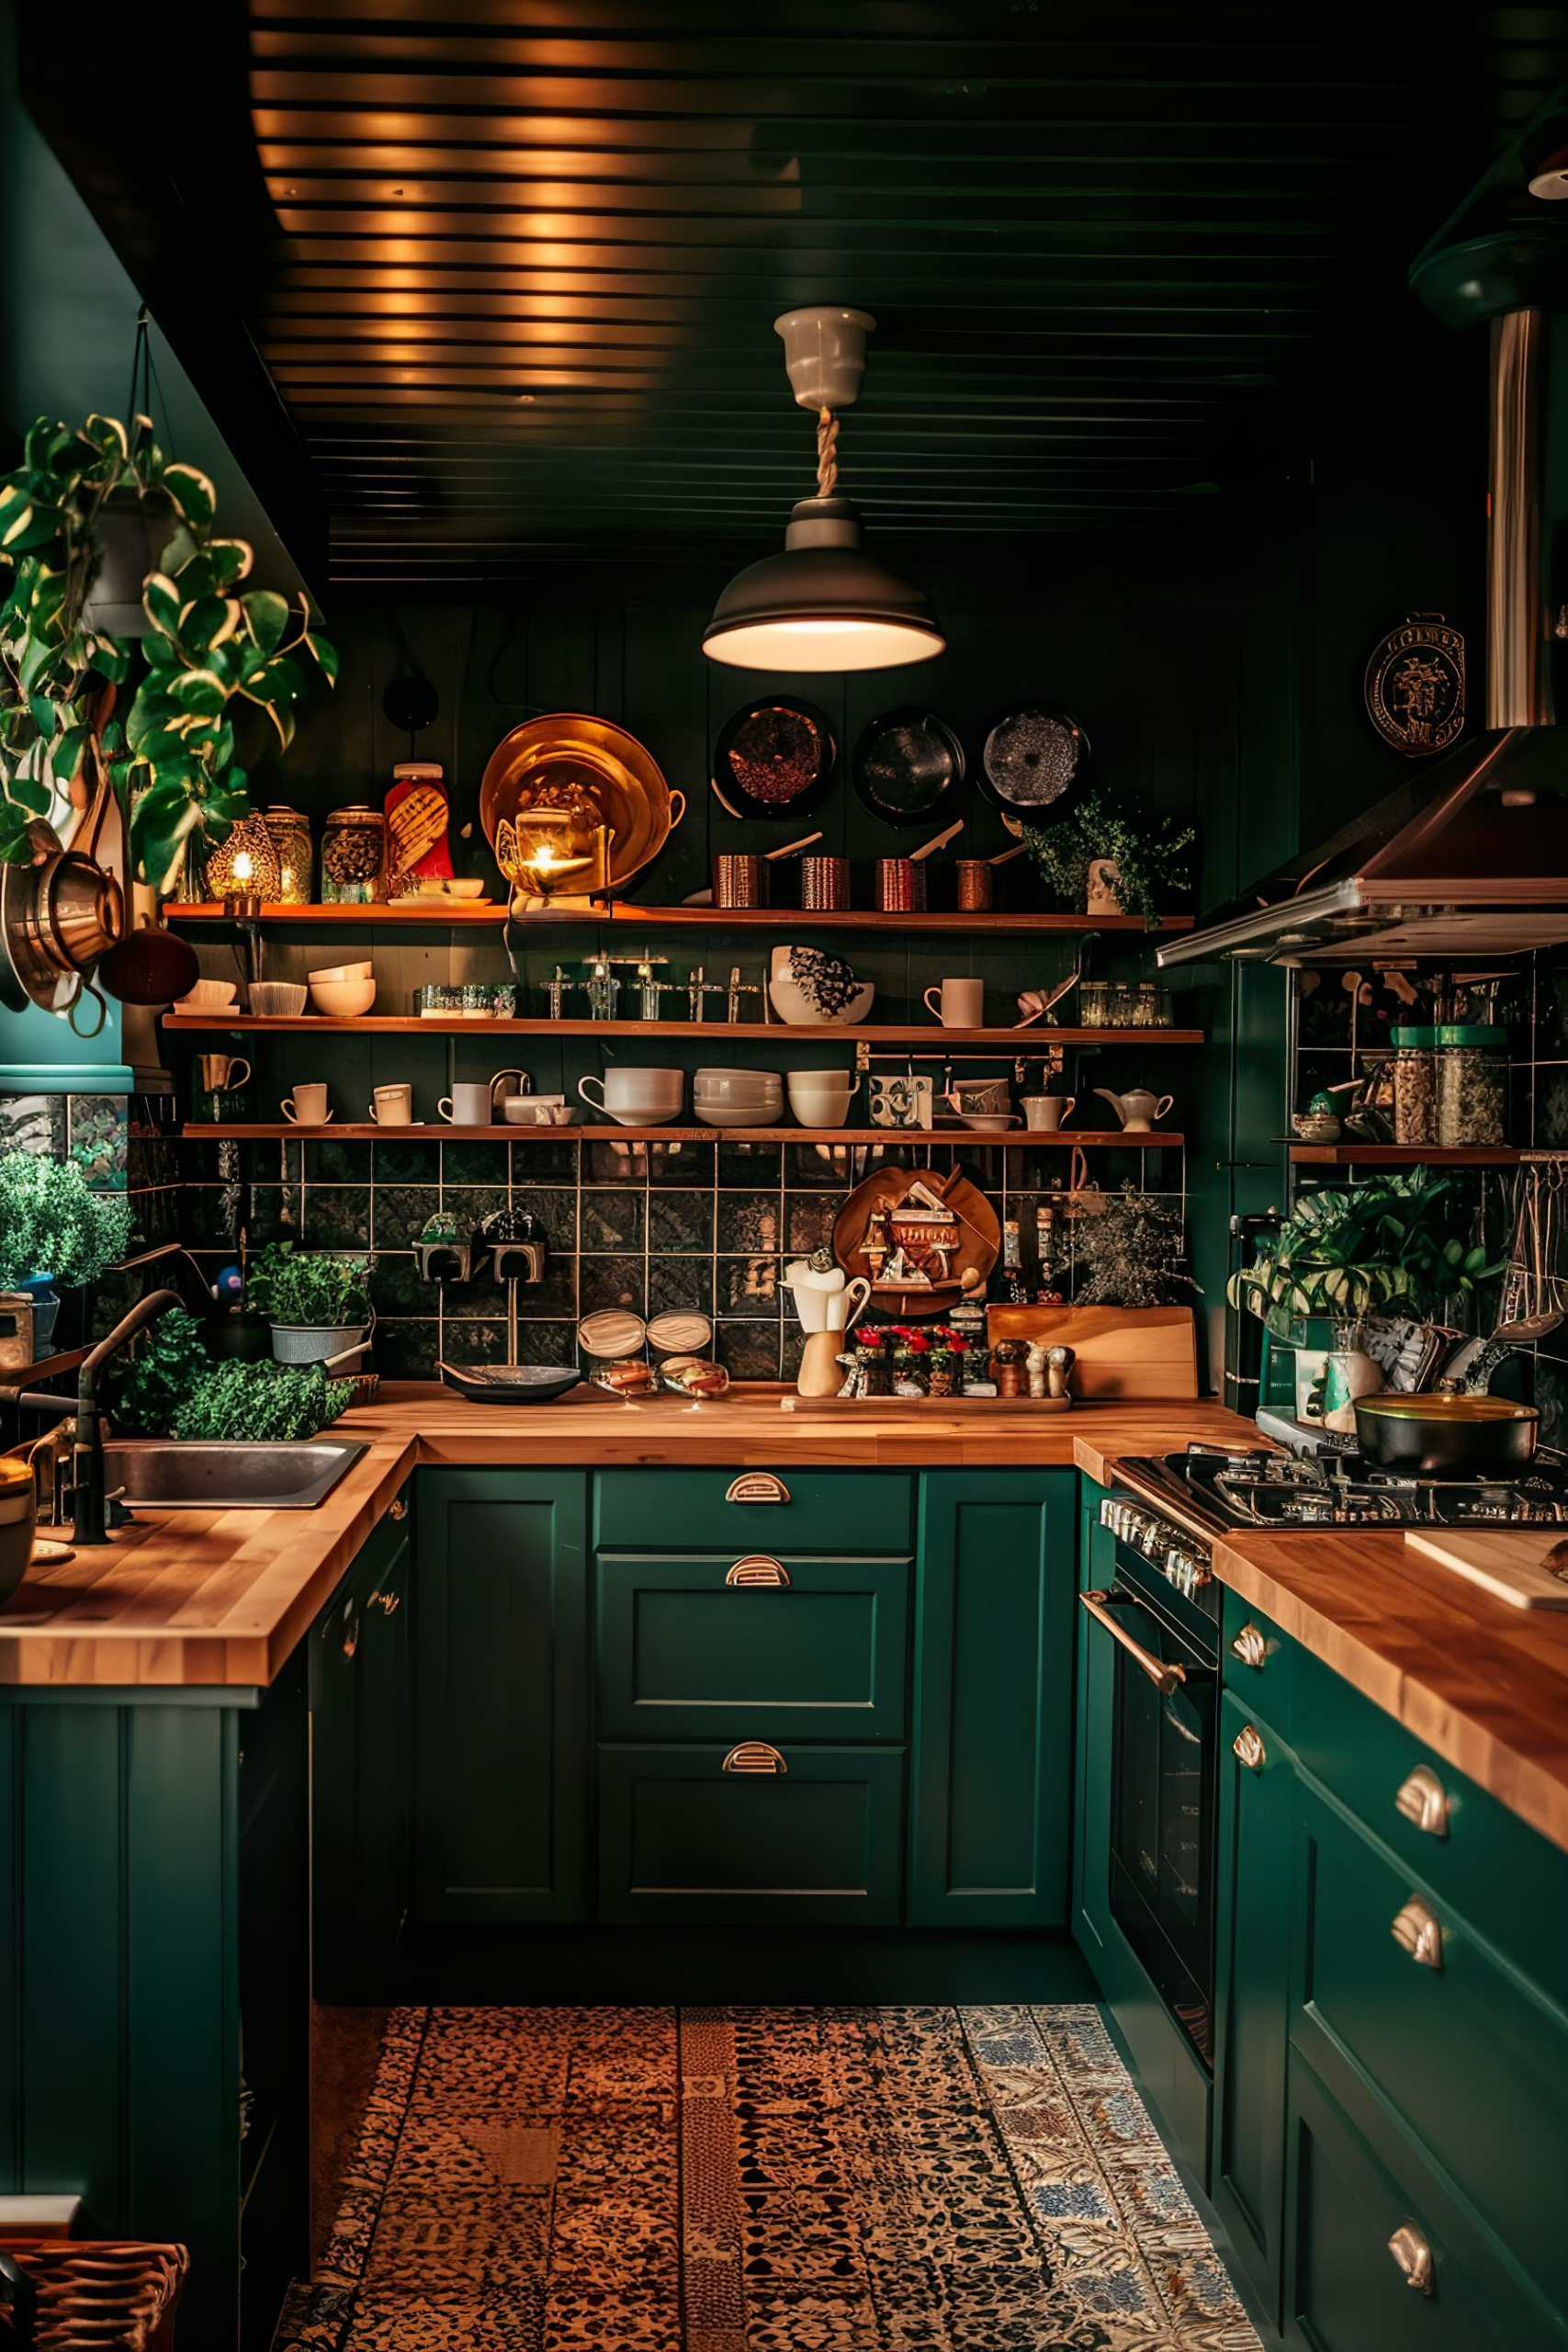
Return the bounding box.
[1094,1086,1173,1132]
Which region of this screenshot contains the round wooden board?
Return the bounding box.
[832,1163,999,1320]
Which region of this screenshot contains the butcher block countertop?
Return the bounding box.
[0,1385,1256,1689]
[1214,1528,1568,1858]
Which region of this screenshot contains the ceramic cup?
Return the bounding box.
[197,1054,251,1092]
[923,977,985,1028]
[281,1084,332,1125]
[368,1084,413,1125]
[578,1069,684,1125]
[1022,1094,1076,1131]
[439,1081,495,1125]
[787,1070,862,1129]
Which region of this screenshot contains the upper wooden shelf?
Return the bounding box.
[163,900,1193,935]
[1287,1143,1520,1166]
[163,1015,1203,1046]
[186,1122,1183,1148]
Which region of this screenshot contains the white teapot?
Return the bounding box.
[1094,1085,1173,1133]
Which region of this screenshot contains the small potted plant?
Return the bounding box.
[889,1325,931,1396]
[1021,787,1195,929]
[0,1149,132,1351]
[247,1242,373,1367]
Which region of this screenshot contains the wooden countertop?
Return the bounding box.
[0,1385,1256,1689]
[1214,1528,1568,1858]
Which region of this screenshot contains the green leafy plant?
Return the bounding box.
[101,1303,204,1435]
[0,1149,132,1287]
[1074,1182,1201,1308]
[171,1359,355,1442]
[1022,787,1195,928]
[0,413,336,891]
[1227,1169,1499,1337]
[248,1242,371,1328]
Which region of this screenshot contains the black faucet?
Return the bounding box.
[20,1288,182,1546]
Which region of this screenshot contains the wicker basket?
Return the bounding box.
[0,2239,187,2347]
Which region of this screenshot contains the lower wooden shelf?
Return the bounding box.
[182,1123,1186,1148]
[162,1014,1202,1046]
[1287,1143,1520,1166]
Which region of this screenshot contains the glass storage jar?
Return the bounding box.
[1435,1023,1506,1147]
[261,804,312,903]
[1389,1025,1438,1146]
[321,805,387,903]
[1079,981,1110,1027]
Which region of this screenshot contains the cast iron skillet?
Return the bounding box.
[1353,1392,1539,1477]
[851,707,965,830]
[711,698,837,821]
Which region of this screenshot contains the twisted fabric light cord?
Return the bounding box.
[816,405,840,498]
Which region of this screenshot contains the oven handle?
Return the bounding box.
[1079,1587,1190,1693]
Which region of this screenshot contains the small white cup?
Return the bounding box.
[923,977,985,1028]
[787,1070,861,1129]
[439,1081,495,1125]
[579,1069,684,1120]
[281,1084,333,1125]
[1022,1094,1076,1131]
[368,1084,413,1125]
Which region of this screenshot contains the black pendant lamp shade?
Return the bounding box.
[703,309,944,673]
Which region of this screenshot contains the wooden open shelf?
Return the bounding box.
[186,1123,1183,1148]
[163,1015,1202,1046]
[1287,1143,1521,1166]
[164,900,1194,935]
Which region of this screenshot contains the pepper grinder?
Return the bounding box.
[727,965,761,1023]
[688,966,726,1024]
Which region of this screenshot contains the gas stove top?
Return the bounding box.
[1119,1439,1568,1536]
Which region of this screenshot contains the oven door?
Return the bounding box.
[1083,1575,1217,2069]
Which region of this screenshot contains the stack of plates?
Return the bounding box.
[693,1068,784,1127]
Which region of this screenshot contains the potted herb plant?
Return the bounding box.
[247,1243,373,1367]
[1022,787,1195,929]
[0,1149,132,1351]
[104,1305,355,1440]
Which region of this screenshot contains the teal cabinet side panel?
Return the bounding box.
[414,1467,589,1926]
[909,1469,1075,1928]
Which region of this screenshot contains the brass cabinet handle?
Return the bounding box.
[722,1741,787,1775]
[1230,1623,1267,1670]
[1232,1724,1266,1772]
[726,1472,790,1504]
[367,1589,400,1615]
[1387,2223,1435,2295]
[1391,1894,1444,1971]
[1395,1763,1450,1839]
[340,1597,359,1661]
[389,1496,408,1521]
[1078,1589,1186,1692]
[726,1555,790,1588]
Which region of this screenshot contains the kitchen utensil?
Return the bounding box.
[912,818,965,863]
[480,712,684,892]
[954,859,991,911]
[440,1082,496,1125]
[768,945,874,1026]
[1022,1094,1075,1131]
[874,857,927,912]
[578,1069,684,1125]
[852,708,966,830]
[197,1055,251,1092]
[924,977,984,1027]
[309,973,377,1017]
[787,1070,861,1128]
[1014,971,1081,1028]
[979,701,1089,817]
[97,922,198,1006]
[712,854,769,909]
[248,981,309,1017]
[438,1362,581,1405]
[281,1085,333,1125]
[1354,1392,1540,1476]
[796,1327,847,1397]
[368,1084,413,1125]
[784,1254,849,1333]
[1404,1527,1568,1611]
[710,697,836,820]
[1094,1086,1173,1132]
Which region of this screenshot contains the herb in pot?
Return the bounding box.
[248,1243,371,1328]
[172,1361,355,1443]
[0,1150,132,1290]
[1021,787,1194,929]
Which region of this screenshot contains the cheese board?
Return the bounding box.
[1404,1528,1568,1610]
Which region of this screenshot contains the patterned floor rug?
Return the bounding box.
[273,2004,1260,2351]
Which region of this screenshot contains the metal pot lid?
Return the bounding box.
[711,697,836,821]
[980,702,1089,815]
[851,707,965,831]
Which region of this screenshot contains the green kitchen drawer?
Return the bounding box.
[596,1553,910,1741]
[1292,1777,1568,2323]
[592,1467,912,1555]
[597,1742,905,1925]
[1282,2049,1544,2352]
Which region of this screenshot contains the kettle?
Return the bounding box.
[1094,1086,1173,1133]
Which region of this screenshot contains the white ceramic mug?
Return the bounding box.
[489,1068,529,1106]
[368,1084,413,1125]
[787,1071,861,1129]
[923,977,985,1028]
[439,1081,495,1125]
[579,1069,684,1119]
[280,1084,332,1125]
[1022,1094,1076,1132]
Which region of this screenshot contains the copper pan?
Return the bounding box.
[480,714,684,891]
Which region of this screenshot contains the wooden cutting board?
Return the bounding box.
[1404,1528,1568,1610]
[985,1305,1198,1398]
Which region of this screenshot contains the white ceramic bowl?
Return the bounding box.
[246,981,309,1018]
[693,1069,783,1105]
[309,959,374,984]
[957,1111,1021,1133]
[173,978,238,1013]
[446,878,488,899]
[310,975,378,1018]
[767,967,876,1026]
[502,1097,581,1125]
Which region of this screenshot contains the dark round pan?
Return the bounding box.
[1353,1392,1539,1478]
[711,697,837,821]
[851,707,964,830]
[979,701,1089,819]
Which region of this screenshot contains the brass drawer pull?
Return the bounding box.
[1232,1724,1266,1772]
[722,1741,787,1775]
[339,1597,359,1661]
[1078,1589,1186,1692]
[726,1555,790,1588]
[1391,1894,1444,1971]
[1230,1623,1267,1670]
[1395,1763,1450,1838]
[726,1472,790,1505]
[1388,2223,1435,2295]
[389,1496,408,1521]
[367,1589,400,1615]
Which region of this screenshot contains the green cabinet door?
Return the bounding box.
[909,1470,1075,1927]
[413,1468,589,1925]
[310,1492,412,1976]
[1213,1689,1294,2325]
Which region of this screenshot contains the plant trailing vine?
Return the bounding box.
[1021,786,1195,928]
[0,412,336,893]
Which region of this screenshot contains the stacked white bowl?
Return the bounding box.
[693,1068,784,1127]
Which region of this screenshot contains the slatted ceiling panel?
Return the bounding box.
[239,4,1568,582]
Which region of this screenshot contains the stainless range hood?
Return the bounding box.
[1160,308,1568,970]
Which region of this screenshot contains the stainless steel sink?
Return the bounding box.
[104,1441,368,1510]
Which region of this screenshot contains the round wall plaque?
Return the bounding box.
[1364,614,1465,756]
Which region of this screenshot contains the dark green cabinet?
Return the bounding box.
[414,1468,589,1926]
[908,1469,1075,1927]
[310,1489,411,1972]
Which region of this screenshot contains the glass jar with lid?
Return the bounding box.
[1435,1024,1506,1147]
[321,805,387,903]
[1079,980,1110,1027]
[1389,1025,1438,1146]
[261,804,312,903]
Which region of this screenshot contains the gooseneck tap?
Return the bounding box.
[19,1289,183,1546]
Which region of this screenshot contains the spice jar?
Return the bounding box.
[1436,1024,1506,1147]
[321,805,387,903]
[954,859,992,912]
[261,804,312,903]
[800,854,850,911]
[1389,1025,1438,1147]
[1079,980,1110,1028]
[891,1329,931,1396]
[874,857,926,912]
[855,1329,894,1397]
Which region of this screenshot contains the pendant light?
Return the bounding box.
[703,308,944,673]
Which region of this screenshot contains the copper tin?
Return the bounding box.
[800,854,851,911]
[955,858,992,911]
[874,857,927,911]
[712,854,769,909]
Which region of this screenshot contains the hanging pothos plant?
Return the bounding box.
[1021,786,1194,928]
[0,412,336,894]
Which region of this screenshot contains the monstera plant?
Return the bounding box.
[0,412,335,892]
[1227,1169,1499,1337]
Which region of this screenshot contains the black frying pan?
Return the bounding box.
[711,698,837,821]
[852,707,965,830]
[1353,1392,1539,1477]
[980,702,1090,819]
